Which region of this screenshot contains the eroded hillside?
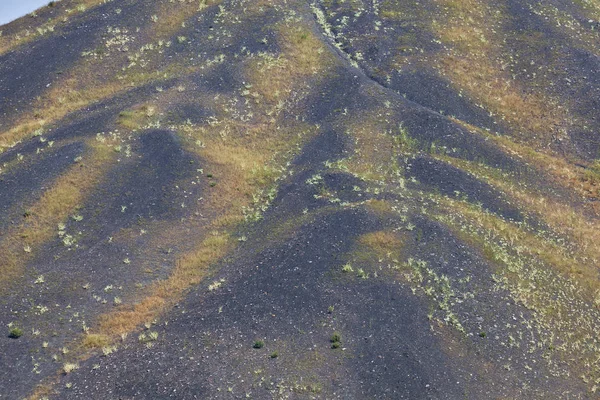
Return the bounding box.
[1,0,600,398]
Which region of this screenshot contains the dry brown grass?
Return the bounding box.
[0,0,145,56]
[433,155,600,300]
[0,67,121,149]
[0,57,193,150]
[358,231,404,257]
[493,135,600,205]
[27,14,332,398]
[151,0,220,39]
[574,0,600,20]
[530,2,600,55]
[247,23,335,104]
[0,139,118,289]
[348,230,405,270]
[437,196,598,294]
[431,0,569,147]
[96,120,309,334]
[365,199,395,215]
[453,118,600,207]
[439,55,564,138]
[432,193,600,389]
[27,385,54,400]
[82,333,111,348]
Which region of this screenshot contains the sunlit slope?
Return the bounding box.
[0,0,599,398]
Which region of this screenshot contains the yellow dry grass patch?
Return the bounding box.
[432,0,569,146]
[27,6,331,400]
[150,0,220,39]
[525,2,600,55]
[358,231,404,258]
[0,67,121,149]
[347,230,405,272]
[176,118,311,220]
[492,135,600,205]
[365,199,395,215]
[82,333,111,349]
[433,194,600,390]
[247,24,335,104]
[437,196,595,289]
[575,0,600,20]
[96,119,311,335]
[433,155,600,300]
[0,139,118,289]
[439,55,564,138]
[453,118,600,206]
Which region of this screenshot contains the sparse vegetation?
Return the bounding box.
[6,0,600,397]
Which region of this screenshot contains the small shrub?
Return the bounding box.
[8,327,23,339]
[253,340,264,349]
[270,351,278,358]
[330,332,342,348]
[479,332,486,338]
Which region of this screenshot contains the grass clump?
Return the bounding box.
[82,333,110,348]
[8,327,23,339]
[356,268,368,279]
[62,363,79,374]
[253,340,265,349]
